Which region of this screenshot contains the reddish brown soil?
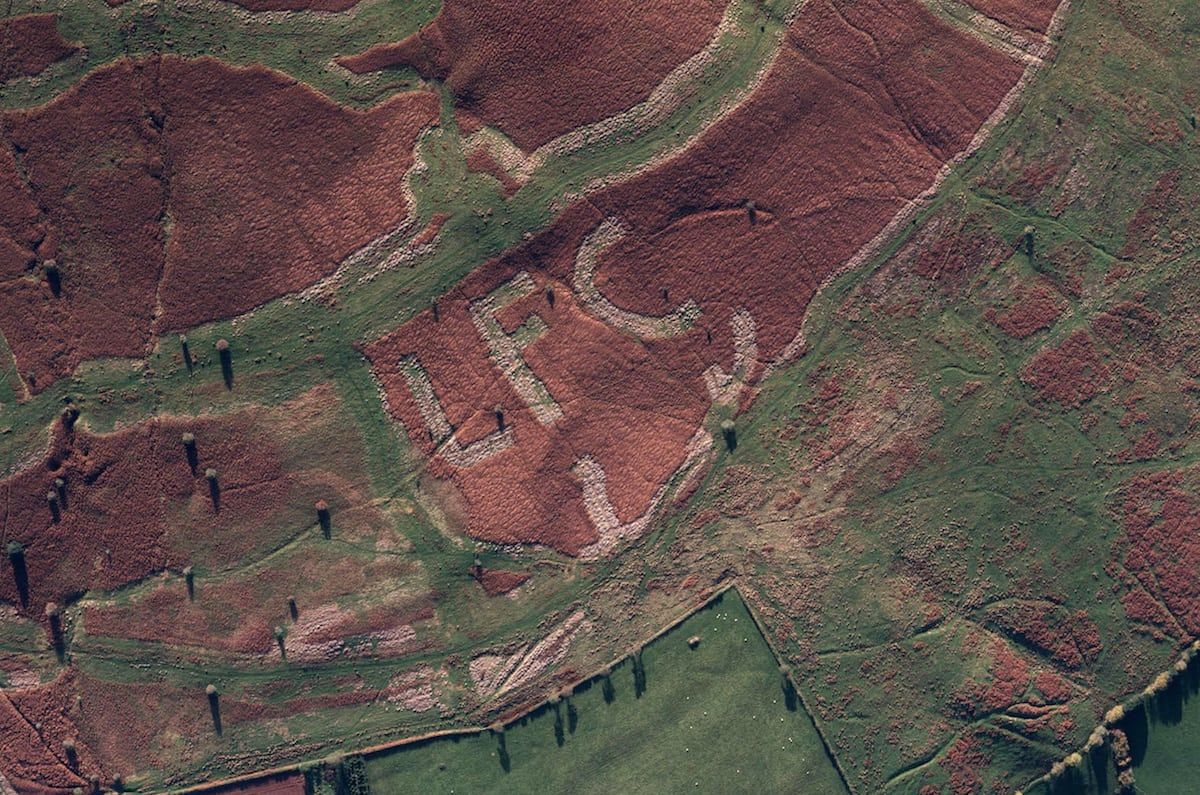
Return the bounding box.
[963,0,1060,34]
[985,602,1102,669]
[336,0,725,151]
[225,0,358,10]
[0,56,437,392]
[0,58,166,390]
[466,147,520,197]
[69,669,216,781]
[410,213,450,248]
[366,0,1027,553]
[1120,170,1180,256]
[206,773,306,794]
[1022,330,1112,407]
[985,280,1066,338]
[0,688,87,794]
[477,568,531,596]
[1091,300,1161,349]
[101,0,358,6]
[155,59,436,329]
[0,14,77,82]
[83,555,427,656]
[1114,469,1200,636]
[588,0,1025,359]
[366,267,708,553]
[898,213,1009,292]
[0,410,292,619]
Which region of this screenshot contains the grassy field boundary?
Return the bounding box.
[169,580,843,794]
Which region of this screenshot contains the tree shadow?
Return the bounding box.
[721,422,737,452]
[208,691,223,736]
[219,348,233,389]
[496,733,510,772]
[208,478,221,513]
[49,614,65,661]
[567,699,578,734]
[553,703,565,747]
[7,545,29,608]
[632,652,647,698]
[1086,740,1110,795]
[1119,703,1150,767]
[601,674,615,704]
[1047,765,1088,795]
[781,674,798,712]
[1148,674,1186,726]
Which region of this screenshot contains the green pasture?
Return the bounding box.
[363,590,846,795]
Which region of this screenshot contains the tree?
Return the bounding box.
[274,626,287,660]
[206,684,222,735]
[43,259,61,296]
[721,419,737,451]
[315,500,331,537]
[216,339,233,388]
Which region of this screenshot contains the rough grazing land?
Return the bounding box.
[6,0,1200,792]
[336,0,726,150]
[964,0,1061,34]
[367,0,1025,555]
[0,56,436,392]
[0,14,77,83]
[0,410,289,616]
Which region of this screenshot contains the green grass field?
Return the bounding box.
[363,590,846,794]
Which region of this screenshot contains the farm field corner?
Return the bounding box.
[362,589,846,795]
